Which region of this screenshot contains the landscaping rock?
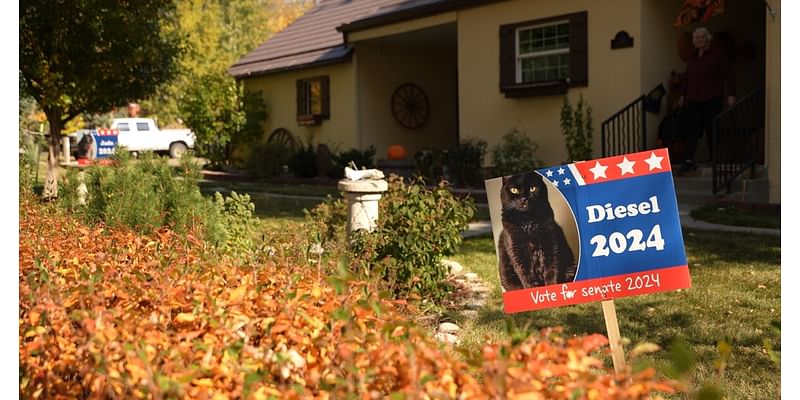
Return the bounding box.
[471,284,491,294]
[438,322,461,334]
[441,259,464,275]
[434,332,460,345]
[464,299,486,310]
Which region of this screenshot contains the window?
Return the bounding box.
[296,76,329,125]
[500,11,587,98]
[517,21,570,83]
[136,122,150,131]
[117,123,130,132]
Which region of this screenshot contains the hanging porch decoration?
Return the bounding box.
[674,0,725,28]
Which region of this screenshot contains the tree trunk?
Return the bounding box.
[42,110,63,200]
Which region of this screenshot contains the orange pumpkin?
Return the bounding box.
[387,144,407,160]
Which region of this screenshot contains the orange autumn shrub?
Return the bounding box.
[19,197,681,399]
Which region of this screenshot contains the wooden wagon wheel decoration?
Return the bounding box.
[391,83,429,129]
[267,128,297,151]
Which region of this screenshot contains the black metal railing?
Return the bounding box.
[712,88,764,193]
[601,95,647,157]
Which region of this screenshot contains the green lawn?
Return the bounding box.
[448,229,780,399]
[200,187,328,231]
[198,180,341,198]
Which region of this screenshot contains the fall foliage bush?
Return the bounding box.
[19,197,682,398]
[58,152,254,251]
[308,175,475,303]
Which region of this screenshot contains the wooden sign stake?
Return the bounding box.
[601,300,627,373]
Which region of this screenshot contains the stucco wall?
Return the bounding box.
[765,0,779,204]
[458,0,642,167]
[354,37,459,159]
[241,62,358,153]
[640,0,685,152]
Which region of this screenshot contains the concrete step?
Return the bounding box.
[672,175,714,192]
[715,178,770,203]
[672,163,769,207]
[676,190,717,208]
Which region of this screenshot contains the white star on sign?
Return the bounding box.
[551,179,559,187]
[617,157,636,175]
[545,169,554,177]
[557,167,565,175]
[563,178,571,185]
[589,161,608,180]
[645,152,664,171]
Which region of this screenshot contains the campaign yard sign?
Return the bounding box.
[485,148,691,314]
[92,129,118,158]
[75,129,118,166]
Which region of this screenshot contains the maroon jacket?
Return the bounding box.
[682,45,736,102]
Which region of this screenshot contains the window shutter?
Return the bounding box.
[569,11,588,86]
[499,25,516,89]
[296,80,306,117]
[320,76,330,118]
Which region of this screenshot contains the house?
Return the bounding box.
[230,0,780,204]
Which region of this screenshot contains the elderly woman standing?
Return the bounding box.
[678,27,736,173]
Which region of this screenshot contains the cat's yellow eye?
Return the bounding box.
[509,187,519,194]
[529,186,537,193]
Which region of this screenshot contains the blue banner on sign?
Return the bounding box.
[547,169,684,280]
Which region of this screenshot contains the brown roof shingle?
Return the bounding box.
[338,0,499,33]
[229,0,409,78]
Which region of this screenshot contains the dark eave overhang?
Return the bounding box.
[229,46,354,79]
[337,0,505,34]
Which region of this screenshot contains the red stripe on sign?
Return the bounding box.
[571,148,672,185]
[95,129,119,136]
[502,266,691,314]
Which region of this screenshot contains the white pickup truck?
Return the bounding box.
[111,118,195,158]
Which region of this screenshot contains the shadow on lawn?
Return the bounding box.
[472,298,700,348]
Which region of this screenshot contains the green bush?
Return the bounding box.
[413,149,447,184]
[179,75,267,168]
[561,94,594,162]
[213,191,255,254]
[58,152,254,250]
[288,143,317,178]
[446,138,487,188]
[307,175,475,303]
[331,145,376,178]
[19,138,39,196]
[305,195,348,244]
[491,128,542,177]
[244,141,294,178]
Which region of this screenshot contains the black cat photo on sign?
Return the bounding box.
[486,171,581,292]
